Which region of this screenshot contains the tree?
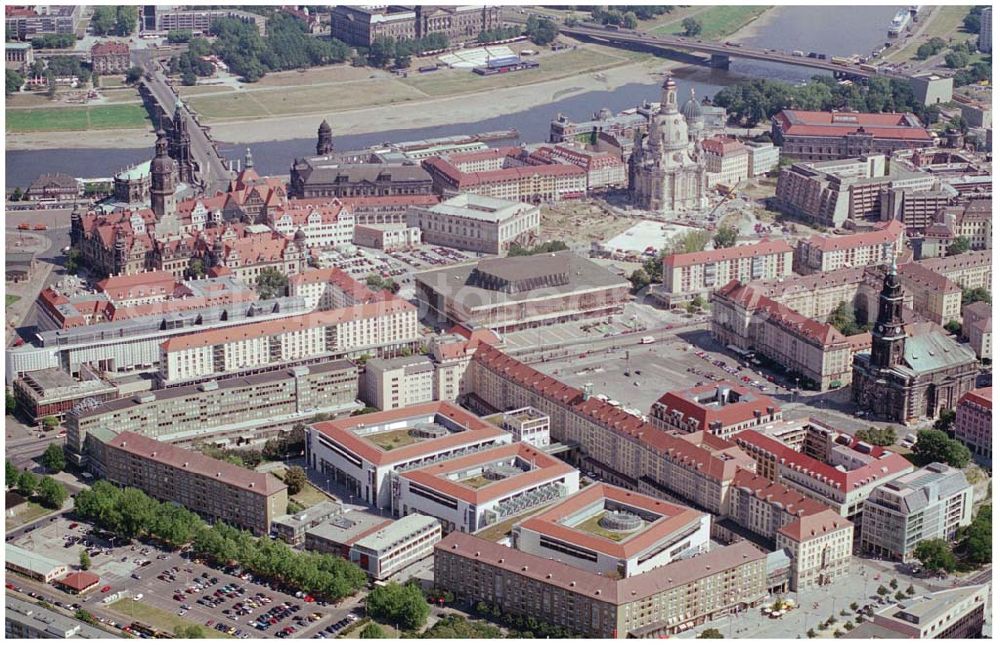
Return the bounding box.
[79,549,91,570]
[5,460,17,488]
[682,17,703,37]
[5,68,23,96]
[889,577,898,590]
[42,416,59,430]
[963,8,983,33]
[175,624,206,638]
[622,11,638,29]
[713,225,738,249]
[255,267,289,300]
[167,29,193,44]
[962,287,991,306]
[17,470,38,497]
[10,186,23,202]
[125,66,143,84]
[944,50,970,69]
[284,466,307,495]
[525,16,557,45]
[914,538,958,573]
[698,628,724,638]
[366,582,430,631]
[913,429,971,468]
[959,504,991,565]
[854,426,896,447]
[946,236,971,256]
[933,409,956,434]
[827,301,866,336]
[628,268,651,293]
[6,389,15,415]
[944,320,962,335]
[41,443,66,473]
[91,72,100,89]
[905,584,916,596]
[181,69,197,86]
[46,77,56,99]
[38,476,67,509]
[90,7,117,35]
[361,623,388,639]
[849,602,859,611]
[188,258,205,278]
[806,629,817,638]
[877,585,889,596]
[75,609,98,625]
[672,230,712,254]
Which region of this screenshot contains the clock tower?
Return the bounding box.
[870,250,905,369]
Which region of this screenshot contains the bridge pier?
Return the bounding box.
[710,54,731,69]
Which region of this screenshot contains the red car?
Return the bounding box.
[69,523,78,529]
[101,585,112,593]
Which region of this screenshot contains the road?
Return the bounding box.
[131,48,233,195]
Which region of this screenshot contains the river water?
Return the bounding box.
[5,5,903,188]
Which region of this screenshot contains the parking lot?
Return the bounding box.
[8,516,363,639]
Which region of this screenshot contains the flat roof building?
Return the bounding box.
[304,511,393,558]
[861,462,973,561]
[6,594,114,639]
[847,583,990,639]
[11,367,117,425]
[415,251,630,333]
[349,513,442,580]
[406,193,540,256]
[270,500,343,546]
[513,484,710,579]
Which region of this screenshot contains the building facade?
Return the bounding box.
[771,110,933,161]
[649,382,782,440]
[348,513,442,580]
[406,193,540,256]
[795,220,905,274]
[954,387,991,462]
[330,5,502,47]
[660,239,794,306]
[90,41,129,74]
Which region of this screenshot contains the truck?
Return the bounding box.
[831,56,852,66]
[792,50,804,57]
[640,336,655,345]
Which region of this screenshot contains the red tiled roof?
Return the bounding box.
[731,469,829,518]
[518,483,705,560]
[960,387,992,410]
[734,429,913,491]
[774,110,933,141]
[777,508,851,542]
[714,280,847,347]
[56,571,101,592]
[653,382,780,431]
[96,271,177,301]
[107,432,286,495]
[664,239,792,270]
[91,41,129,56]
[701,136,748,156]
[803,220,904,253]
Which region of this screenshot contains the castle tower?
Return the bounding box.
[169,100,194,185]
[316,120,334,156]
[870,246,906,369]
[70,205,83,248]
[150,129,179,235]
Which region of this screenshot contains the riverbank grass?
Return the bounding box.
[7,105,150,132]
[653,6,771,39]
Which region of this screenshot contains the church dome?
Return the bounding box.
[294,228,307,242]
[318,120,331,134]
[682,92,703,121]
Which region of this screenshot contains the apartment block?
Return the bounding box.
[711,280,863,391]
[954,387,992,462]
[406,193,540,256]
[746,141,780,176]
[435,533,768,638]
[464,345,755,516]
[530,143,627,191]
[348,513,442,580]
[734,426,914,520]
[898,262,963,326]
[702,136,749,188]
[422,153,587,204]
[287,266,379,312]
[65,361,358,464]
[659,239,794,306]
[860,463,973,561]
[95,432,288,535]
[918,250,992,291]
[158,294,418,385]
[6,595,111,639]
[795,220,905,274]
[880,186,956,234]
[649,382,782,439]
[270,501,342,546]
[963,301,992,361]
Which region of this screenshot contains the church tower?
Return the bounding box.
[316,120,334,156]
[870,249,906,369]
[151,129,179,236]
[169,100,194,185]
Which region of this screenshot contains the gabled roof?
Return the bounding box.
[663,239,792,270]
[802,220,904,253]
[653,381,780,431]
[777,508,851,542]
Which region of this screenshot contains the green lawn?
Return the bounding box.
[6,295,21,307]
[271,467,332,508]
[109,599,232,638]
[653,6,771,39]
[6,104,150,132]
[474,503,557,543]
[367,428,420,451]
[884,5,973,62]
[460,474,494,489]
[574,512,635,542]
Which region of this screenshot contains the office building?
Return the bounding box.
[65,361,358,464]
[771,110,933,161]
[528,143,627,191]
[306,402,511,509]
[702,136,749,188]
[658,239,794,307]
[94,432,287,535]
[860,463,973,561]
[304,511,393,557]
[90,41,129,74]
[5,41,33,72]
[395,441,578,533]
[349,513,442,580]
[362,355,436,411]
[415,251,630,333]
[649,382,782,439]
[11,367,117,425]
[848,584,990,638]
[5,5,81,39]
[151,7,265,35]
[954,387,992,462]
[353,223,422,251]
[746,141,780,176]
[270,501,342,546]
[406,193,540,256]
[481,406,550,448]
[288,158,434,200]
[512,484,710,579]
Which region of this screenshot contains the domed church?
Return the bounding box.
[628,74,708,215]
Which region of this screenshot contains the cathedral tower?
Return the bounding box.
[151,129,179,235]
[317,120,334,156]
[870,249,906,369]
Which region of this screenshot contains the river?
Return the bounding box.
[5,5,904,188]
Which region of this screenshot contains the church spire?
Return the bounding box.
[244,147,254,169]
